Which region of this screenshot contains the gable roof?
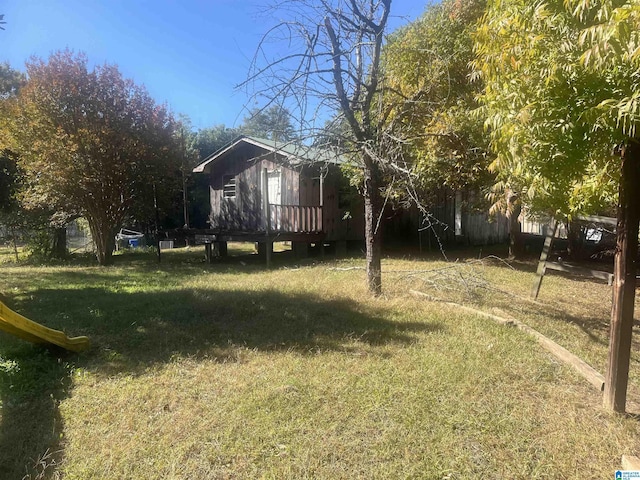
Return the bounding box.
[192,135,346,173]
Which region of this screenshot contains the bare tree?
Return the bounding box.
[241,0,395,295]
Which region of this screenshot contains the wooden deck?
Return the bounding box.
[164,204,326,247]
[269,204,322,234]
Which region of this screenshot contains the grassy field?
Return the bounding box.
[0,244,639,479]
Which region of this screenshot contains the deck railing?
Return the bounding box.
[268,204,323,233]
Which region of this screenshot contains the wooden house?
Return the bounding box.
[191,135,511,262]
[192,135,364,258]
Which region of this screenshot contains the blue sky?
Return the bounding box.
[1,1,427,130]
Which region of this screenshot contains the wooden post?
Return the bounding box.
[319,170,324,233]
[156,237,162,263]
[11,224,19,262]
[218,241,228,258]
[530,219,558,300]
[204,242,212,264]
[604,141,640,413]
[262,167,270,234]
[266,241,272,267]
[262,167,271,268]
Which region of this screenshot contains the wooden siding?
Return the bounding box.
[205,143,366,239]
[208,143,302,232]
[386,189,510,247]
[299,166,364,241]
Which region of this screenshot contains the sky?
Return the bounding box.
[1,0,427,131]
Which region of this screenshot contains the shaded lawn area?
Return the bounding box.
[0,247,639,479]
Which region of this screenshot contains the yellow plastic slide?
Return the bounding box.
[0,300,90,352]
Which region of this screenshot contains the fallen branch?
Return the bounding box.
[410,290,605,392]
[622,455,640,471]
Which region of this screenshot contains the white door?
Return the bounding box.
[267,170,281,229]
[267,170,281,205]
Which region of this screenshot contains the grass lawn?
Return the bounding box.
[0,244,639,479]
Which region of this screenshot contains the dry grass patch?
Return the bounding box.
[381,253,640,400]
[0,247,638,479]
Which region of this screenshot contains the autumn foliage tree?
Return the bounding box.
[382,0,489,195]
[378,0,496,250]
[474,0,640,412]
[0,63,25,211]
[10,51,180,265]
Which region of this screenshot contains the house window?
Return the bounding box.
[223,175,236,198]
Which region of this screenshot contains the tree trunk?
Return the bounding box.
[363,154,383,295]
[51,226,67,259]
[604,140,640,413]
[88,216,116,266]
[566,220,583,260]
[507,196,522,259]
[10,224,19,262]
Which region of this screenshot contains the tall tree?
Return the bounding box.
[10,51,180,265]
[0,64,23,208]
[241,106,296,142]
[475,0,640,412]
[191,124,238,159]
[0,64,27,260]
[380,0,495,247]
[243,0,393,295]
[382,0,489,194]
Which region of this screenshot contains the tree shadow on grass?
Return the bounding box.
[0,343,72,479]
[0,286,443,479]
[44,286,441,372]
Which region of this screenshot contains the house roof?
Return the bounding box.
[192,135,346,173]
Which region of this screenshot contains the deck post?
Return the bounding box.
[266,241,272,268]
[262,167,270,234]
[293,241,308,259]
[204,242,213,263]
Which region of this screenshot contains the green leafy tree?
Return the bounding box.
[474,0,640,412]
[10,50,180,265]
[0,63,25,210]
[240,106,296,142]
[0,64,29,260]
[191,124,238,159]
[376,0,501,251]
[383,0,489,195]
